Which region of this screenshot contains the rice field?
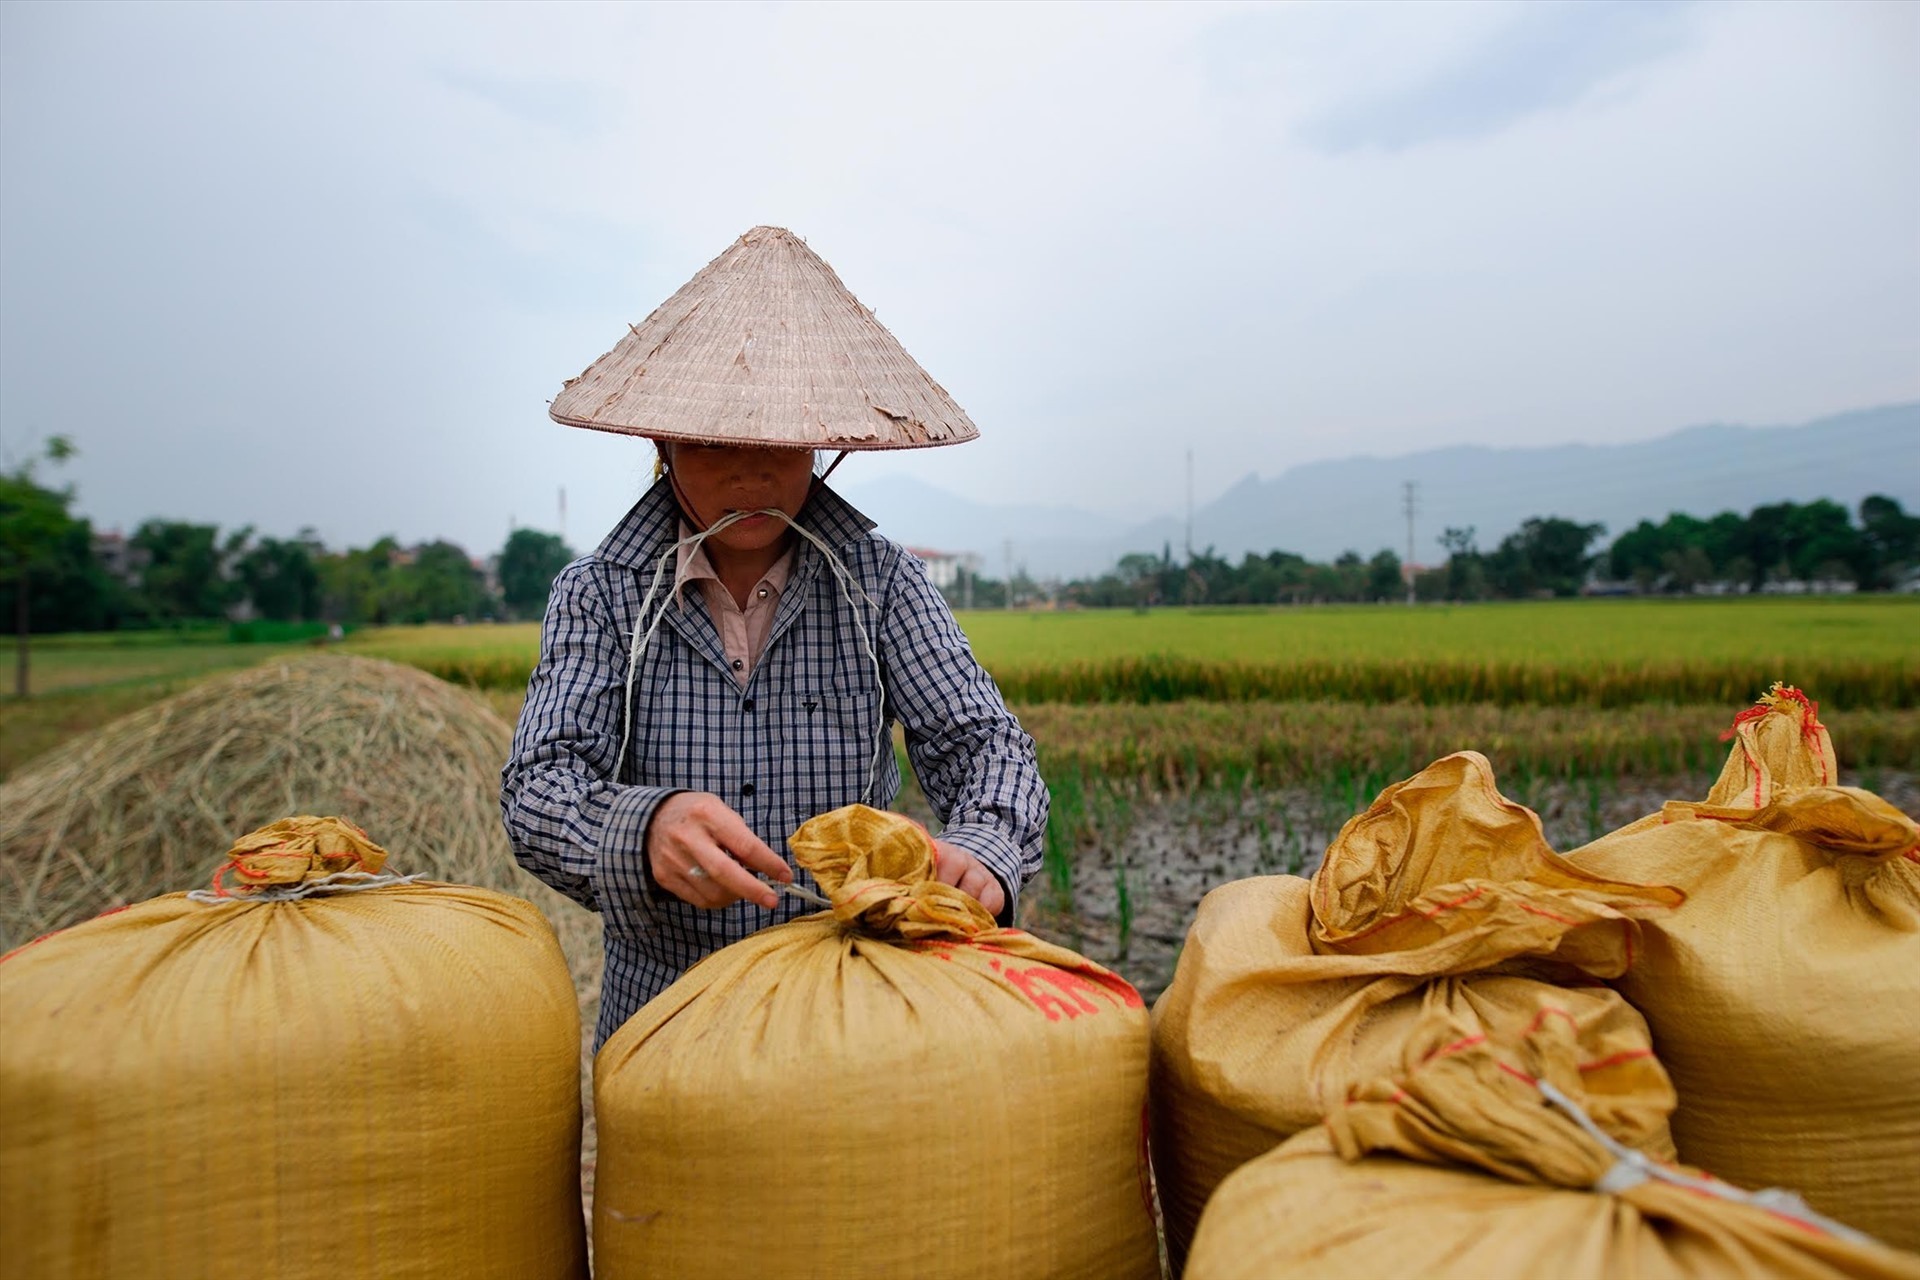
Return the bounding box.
[337,596,1920,709]
[11,599,1916,787]
[959,595,1919,666]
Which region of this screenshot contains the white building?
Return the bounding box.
[903,547,983,591]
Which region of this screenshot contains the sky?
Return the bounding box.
[2,0,1916,558]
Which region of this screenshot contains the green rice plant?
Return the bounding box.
[1042,769,1085,911]
[1113,859,1134,963]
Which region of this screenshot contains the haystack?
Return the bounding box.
[0,656,596,979]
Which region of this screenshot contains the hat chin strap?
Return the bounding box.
[818,449,851,483]
[665,465,714,532]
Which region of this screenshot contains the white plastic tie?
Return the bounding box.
[1592,1160,1650,1195]
[1534,1080,1879,1248]
[187,871,426,905]
[774,880,833,909]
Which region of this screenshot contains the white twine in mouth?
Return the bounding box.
[616,508,887,808]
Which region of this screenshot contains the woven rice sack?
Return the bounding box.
[1151,751,1682,1270]
[1184,1000,1919,1280]
[1566,685,1920,1250]
[0,818,587,1280]
[593,804,1158,1280]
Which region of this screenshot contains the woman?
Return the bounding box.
[500,227,1048,1046]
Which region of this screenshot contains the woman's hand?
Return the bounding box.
[933,840,1007,916]
[647,792,792,909]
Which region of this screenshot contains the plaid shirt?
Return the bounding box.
[501,480,1048,1045]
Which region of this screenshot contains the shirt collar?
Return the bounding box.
[674,522,796,606]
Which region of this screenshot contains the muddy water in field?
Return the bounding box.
[1012,769,1920,1008]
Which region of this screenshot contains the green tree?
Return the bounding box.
[498,529,576,620]
[1660,544,1714,594]
[1488,517,1606,598]
[131,519,233,621]
[236,530,324,621]
[1739,502,1794,589]
[392,541,491,623]
[1114,552,1163,607]
[1859,495,1920,589]
[1782,499,1862,584]
[1183,548,1234,605]
[1,436,82,695]
[1366,549,1403,602]
[317,539,397,625]
[1438,526,1488,601]
[1608,513,1707,592]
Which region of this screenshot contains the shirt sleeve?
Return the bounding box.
[499,559,682,914]
[877,547,1049,919]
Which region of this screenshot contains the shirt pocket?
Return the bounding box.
[779,680,888,821]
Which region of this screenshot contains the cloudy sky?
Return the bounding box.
[2,1,1915,557]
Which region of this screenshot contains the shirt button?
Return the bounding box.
[742,698,755,712]
[740,782,756,798]
[731,658,744,671]
[757,587,769,599]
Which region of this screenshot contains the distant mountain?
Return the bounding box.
[841,403,1920,580]
[832,476,1134,576]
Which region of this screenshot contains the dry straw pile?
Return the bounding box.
[0,655,599,985]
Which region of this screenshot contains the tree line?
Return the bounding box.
[7,439,1917,639]
[1036,495,1919,608]
[2,440,578,634]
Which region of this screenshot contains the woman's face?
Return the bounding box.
[664,443,815,555]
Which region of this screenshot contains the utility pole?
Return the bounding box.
[1004,539,1015,610]
[1185,449,1194,563]
[558,487,567,543]
[1402,480,1418,606]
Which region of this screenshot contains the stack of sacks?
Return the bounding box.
[1183,997,1919,1280]
[0,817,587,1280]
[1568,684,1920,1250]
[593,804,1159,1280]
[1150,751,1684,1270]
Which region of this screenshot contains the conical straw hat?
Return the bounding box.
[550,226,978,450]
